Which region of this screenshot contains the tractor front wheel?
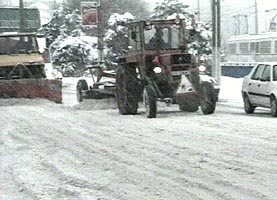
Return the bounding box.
[143,85,157,118]
[200,82,216,114]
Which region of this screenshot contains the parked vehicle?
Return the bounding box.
[241,62,277,117]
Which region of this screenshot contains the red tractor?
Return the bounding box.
[115,19,216,118]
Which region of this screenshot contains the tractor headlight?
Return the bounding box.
[199,65,207,72]
[154,67,162,73]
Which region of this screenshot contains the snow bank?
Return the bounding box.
[0,76,244,109]
[0,98,53,107]
[73,98,117,110]
[219,76,243,101]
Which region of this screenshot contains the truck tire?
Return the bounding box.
[270,96,277,117]
[143,85,157,118]
[76,79,88,102]
[116,66,138,115]
[200,82,216,114]
[243,94,255,114]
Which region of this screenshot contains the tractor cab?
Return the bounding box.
[127,19,187,54]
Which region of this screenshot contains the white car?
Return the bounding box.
[242,62,277,117]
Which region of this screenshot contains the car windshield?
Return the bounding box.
[144,25,183,50]
[0,35,38,55]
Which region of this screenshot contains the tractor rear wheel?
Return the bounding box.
[200,82,216,114]
[143,85,157,118]
[76,79,88,102]
[116,66,138,115]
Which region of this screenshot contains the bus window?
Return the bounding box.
[259,41,271,54]
[275,41,277,53]
[250,42,256,53]
[256,42,260,53]
[239,42,249,54]
[228,43,237,54]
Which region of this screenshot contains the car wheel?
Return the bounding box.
[243,94,255,114]
[270,96,277,117]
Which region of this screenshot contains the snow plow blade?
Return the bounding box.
[0,78,62,103]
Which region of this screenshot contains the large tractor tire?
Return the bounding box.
[270,96,277,117]
[143,85,157,118]
[76,79,88,102]
[243,94,255,114]
[116,66,139,115]
[200,81,216,114]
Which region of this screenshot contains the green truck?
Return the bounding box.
[0,7,41,32]
[0,7,62,103]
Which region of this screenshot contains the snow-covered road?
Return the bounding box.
[1,77,276,200]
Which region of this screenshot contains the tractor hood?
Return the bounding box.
[0,53,44,67]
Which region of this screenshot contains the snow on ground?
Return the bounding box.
[1,76,276,200]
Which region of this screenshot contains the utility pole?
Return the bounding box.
[97,0,104,64]
[197,0,200,21]
[19,0,25,32]
[211,0,221,84]
[255,0,258,34]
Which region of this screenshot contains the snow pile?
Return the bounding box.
[108,12,134,27]
[73,98,117,110]
[219,76,243,101]
[0,98,53,107]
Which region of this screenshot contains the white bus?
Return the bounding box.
[226,32,277,62]
[222,32,277,77]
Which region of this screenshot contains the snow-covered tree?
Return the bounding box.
[39,4,71,44]
[39,3,97,76]
[104,12,134,69]
[51,36,98,76]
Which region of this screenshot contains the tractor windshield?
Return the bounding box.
[0,35,38,55]
[144,25,183,50]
